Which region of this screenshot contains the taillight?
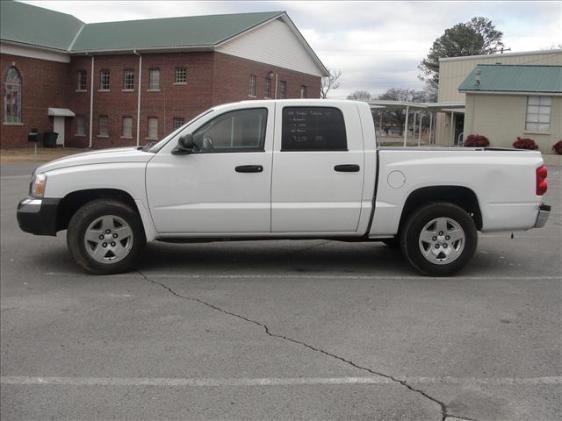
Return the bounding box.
[536,165,548,195]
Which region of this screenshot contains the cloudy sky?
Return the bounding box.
[24,1,562,98]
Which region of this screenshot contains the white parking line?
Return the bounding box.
[44,272,562,281]
[2,375,560,387]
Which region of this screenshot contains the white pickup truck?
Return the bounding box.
[18,100,550,276]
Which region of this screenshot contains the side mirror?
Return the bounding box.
[172,133,195,155]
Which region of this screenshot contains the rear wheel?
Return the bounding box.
[400,203,477,276]
[67,199,146,275]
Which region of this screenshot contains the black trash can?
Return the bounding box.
[28,129,41,143]
[42,132,58,148]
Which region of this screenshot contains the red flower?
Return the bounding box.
[552,140,562,155]
[464,134,490,147]
[513,137,538,150]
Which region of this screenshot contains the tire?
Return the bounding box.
[67,199,146,275]
[400,202,477,276]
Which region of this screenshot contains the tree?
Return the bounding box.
[419,17,504,88]
[320,69,342,98]
[347,90,371,101]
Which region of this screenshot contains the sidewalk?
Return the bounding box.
[0,147,85,163]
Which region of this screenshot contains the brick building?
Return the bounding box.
[0,1,327,148]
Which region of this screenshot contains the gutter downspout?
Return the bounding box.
[88,55,94,148]
[134,50,142,147]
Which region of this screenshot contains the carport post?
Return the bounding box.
[449,111,454,147]
[429,112,433,145]
[418,114,423,146]
[403,105,409,147]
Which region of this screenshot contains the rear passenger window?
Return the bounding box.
[193,108,267,152]
[282,107,347,151]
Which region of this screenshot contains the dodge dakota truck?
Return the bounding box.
[18,100,550,276]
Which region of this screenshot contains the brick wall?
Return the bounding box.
[0,54,69,148]
[212,52,321,105]
[1,51,322,149]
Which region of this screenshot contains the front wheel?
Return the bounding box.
[67,199,146,275]
[400,203,477,276]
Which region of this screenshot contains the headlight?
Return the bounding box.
[30,173,47,198]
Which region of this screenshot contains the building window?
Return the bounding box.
[122,116,133,138]
[526,96,551,132]
[123,69,134,90]
[148,69,160,90]
[282,107,347,151]
[248,74,257,97]
[100,70,110,90]
[75,115,86,136]
[175,67,187,84]
[147,117,158,139]
[98,115,109,137]
[264,77,272,98]
[193,108,267,152]
[77,70,87,91]
[300,85,308,98]
[173,117,184,129]
[3,66,22,123]
[279,81,287,99]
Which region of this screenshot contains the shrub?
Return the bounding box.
[513,137,538,150]
[552,140,562,155]
[464,134,489,147]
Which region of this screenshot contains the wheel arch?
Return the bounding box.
[56,189,145,235]
[398,186,483,233]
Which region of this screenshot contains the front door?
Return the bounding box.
[271,104,365,234]
[53,116,65,146]
[146,106,274,235]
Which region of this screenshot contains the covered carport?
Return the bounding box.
[367,100,465,147]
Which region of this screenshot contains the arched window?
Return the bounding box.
[4,67,22,123]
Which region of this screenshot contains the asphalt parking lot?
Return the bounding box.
[1,162,560,421]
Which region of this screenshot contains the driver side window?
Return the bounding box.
[192,108,267,152]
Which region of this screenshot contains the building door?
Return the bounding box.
[53,116,65,146]
[453,113,464,145]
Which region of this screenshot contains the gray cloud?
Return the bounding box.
[23,1,562,98]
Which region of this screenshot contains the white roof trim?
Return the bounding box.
[462,90,562,97]
[48,108,75,117]
[439,49,562,63]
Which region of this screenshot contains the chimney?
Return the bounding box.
[475,69,481,87]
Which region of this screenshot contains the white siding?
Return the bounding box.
[217,18,323,77]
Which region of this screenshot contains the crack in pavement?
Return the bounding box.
[138,271,477,421]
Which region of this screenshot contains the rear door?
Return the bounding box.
[271,102,365,234]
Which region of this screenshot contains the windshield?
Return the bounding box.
[147,109,214,152]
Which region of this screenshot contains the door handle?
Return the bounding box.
[334,164,360,172]
[235,165,263,173]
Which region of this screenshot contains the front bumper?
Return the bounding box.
[534,203,551,228]
[17,198,61,236]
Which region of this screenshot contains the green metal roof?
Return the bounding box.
[1,2,284,53]
[71,11,283,52]
[459,64,562,94]
[0,0,84,51]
